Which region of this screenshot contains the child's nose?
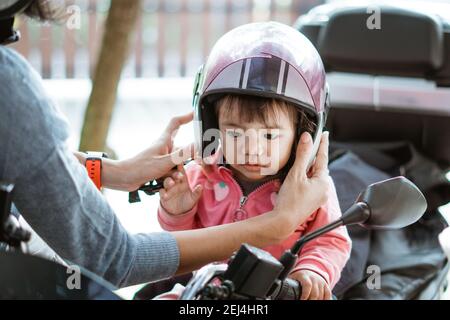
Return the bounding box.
[246,133,265,156]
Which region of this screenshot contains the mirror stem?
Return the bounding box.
[277,219,344,281]
[278,202,370,281]
[291,219,344,255]
[341,202,370,226]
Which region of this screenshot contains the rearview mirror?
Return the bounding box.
[341,176,427,229]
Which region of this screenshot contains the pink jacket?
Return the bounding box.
[158,162,352,288]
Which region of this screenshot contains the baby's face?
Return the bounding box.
[218,108,296,182]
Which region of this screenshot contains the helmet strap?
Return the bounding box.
[192,64,204,108]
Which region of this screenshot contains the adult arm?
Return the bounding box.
[0,47,179,287]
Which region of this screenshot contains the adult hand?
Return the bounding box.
[120,112,196,191]
[272,131,331,240]
[75,112,195,191]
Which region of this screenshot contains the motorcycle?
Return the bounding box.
[0,176,427,300]
[179,176,427,300]
[0,183,121,300]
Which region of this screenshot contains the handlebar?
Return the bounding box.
[271,278,302,300]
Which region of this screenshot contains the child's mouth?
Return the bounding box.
[242,164,268,172]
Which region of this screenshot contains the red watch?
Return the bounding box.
[85,151,108,190]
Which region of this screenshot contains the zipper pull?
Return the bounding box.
[235,196,249,222]
[239,196,248,208]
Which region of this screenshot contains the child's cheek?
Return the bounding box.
[278,138,295,168]
[222,136,240,165]
[268,139,282,167]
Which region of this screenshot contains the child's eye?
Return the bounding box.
[264,133,279,140]
[226,130,242,138]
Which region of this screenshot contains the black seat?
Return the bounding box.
[295,1,450,300]
[295,2,450,166]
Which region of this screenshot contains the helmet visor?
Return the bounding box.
[204,55,317,117]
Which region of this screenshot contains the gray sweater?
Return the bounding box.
[0,46,179,288]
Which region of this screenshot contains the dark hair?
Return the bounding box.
[214,94,315,134]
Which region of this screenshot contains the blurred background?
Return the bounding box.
[7,0,450,298]
[12,0,321,79]
[9,0,327,236]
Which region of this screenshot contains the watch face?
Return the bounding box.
[86,151,108,159]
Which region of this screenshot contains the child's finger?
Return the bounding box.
[163,177,175,189]
[309,283,320,300]
[159,188,169,201]
[300,279,312,300]
[164,178,191,198]
[318,284,325,300]
[191,184,203,202]
[164,183,181,198]
[324,286,332,300]
[172,170,185,183]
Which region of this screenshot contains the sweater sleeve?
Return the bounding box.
[158,203,199,231]
[290,177,352,288]
[0,47,180,288]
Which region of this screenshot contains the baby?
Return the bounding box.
[158,22,351,300]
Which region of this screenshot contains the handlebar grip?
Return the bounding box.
[274,278,302,300]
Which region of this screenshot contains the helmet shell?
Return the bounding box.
[193,21,329,161]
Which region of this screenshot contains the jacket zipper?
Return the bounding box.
[236,178,280,210]
[218,166,280,211]
[239,195,248,208]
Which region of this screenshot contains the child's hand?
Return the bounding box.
[289,269,332,300]
[159,165,203,215]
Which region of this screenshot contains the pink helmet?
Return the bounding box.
[193,21,329,166]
